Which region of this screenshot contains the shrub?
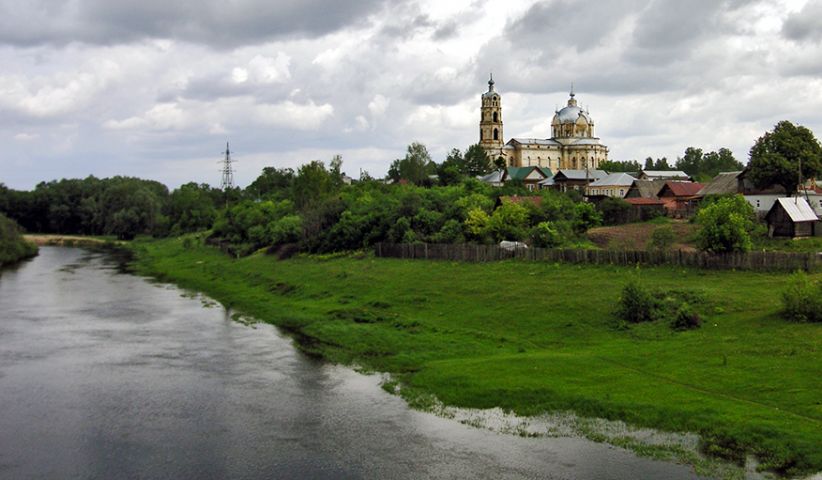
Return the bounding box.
[530,221,562,248]
[486,202,529,242]
[695,195,757,253]
[671,303,701,330]
[616,279,656,323]
[781,271,822,322]
[648,225,675,251]
[598,197,632,225]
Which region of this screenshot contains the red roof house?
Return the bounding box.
[657,181,704,217]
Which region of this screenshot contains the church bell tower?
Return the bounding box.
[479,74,504,157]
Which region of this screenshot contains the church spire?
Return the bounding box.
[488,72,495,92]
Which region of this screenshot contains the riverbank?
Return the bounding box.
[0,214,38,267]
[23,234,121,248]
[130,237,822,478]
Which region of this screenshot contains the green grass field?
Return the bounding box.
[131,237,822,476]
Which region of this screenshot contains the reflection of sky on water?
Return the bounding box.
[0,247,703,479]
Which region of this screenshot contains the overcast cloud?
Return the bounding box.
[2,0,821,189]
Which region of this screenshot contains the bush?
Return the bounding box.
[671,303,702,330]
[530,221,562,248]
[0,213,38,266]
[648,225,675,251]
[598,197,632,225]
[617,279,707,329]
[695,195,757,253]
[616,279,656,323]
[781,271,822,322]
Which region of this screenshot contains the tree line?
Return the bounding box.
[1,120,819,256]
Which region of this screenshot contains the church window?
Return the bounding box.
[493,112,498,123]
[493,128,499,140]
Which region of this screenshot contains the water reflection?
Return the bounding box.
[0,247,705,479]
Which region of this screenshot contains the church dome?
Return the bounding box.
[552,91,591,125]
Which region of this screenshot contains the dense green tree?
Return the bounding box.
[168,183,219,234]
[246,167,294,200]
[600,160,642,173]
[695,195,757,253]
[463,143,492,177]
[748,121,822,195]
[292,160,334,209]
[676,147,742,181]
[388,142,437,185]
[437,148,465,186]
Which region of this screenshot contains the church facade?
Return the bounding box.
[479,76,608,171]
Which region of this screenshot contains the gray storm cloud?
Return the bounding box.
[1,0,820,190]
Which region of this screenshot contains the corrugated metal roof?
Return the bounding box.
[506,166,552,181]
[478,171,503,183]
[775,197,819,222]
[696,171,742,196]
[554,169,608,181]
[641,170,689,179]
[589,172,636,187]
[661,181,704,197]
[628,179,668,198]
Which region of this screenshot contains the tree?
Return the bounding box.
[388,142,437,185]
[463,143,492,177]
[676,147,742,180]
[600,160,642,173]
[168,182,219,234]
[292,160,334,209]
[653,157,671,170]
[748,121,822,195]
[437,148,465,186]
[246,167,294,200]
[695,195,757,253]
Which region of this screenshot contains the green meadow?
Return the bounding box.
[131,237,821,476]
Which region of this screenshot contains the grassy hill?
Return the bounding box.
[131,237,821,477]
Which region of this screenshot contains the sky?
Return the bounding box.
[2,0,822,190]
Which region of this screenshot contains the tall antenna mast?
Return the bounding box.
[219,141,237,190]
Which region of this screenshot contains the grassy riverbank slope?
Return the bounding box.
[131,237,821,476]
[0,213,37,267]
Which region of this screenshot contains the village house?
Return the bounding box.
[766,197,820,238]
[624,179,669,200]
[657,181,704,217]
[545,169,607,193]
[500,166,552,191]
[586,172,636,199]
[695,168,822,216]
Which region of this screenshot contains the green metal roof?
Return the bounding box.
[506,166,552,181]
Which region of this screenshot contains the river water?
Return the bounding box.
[0,247,705,479]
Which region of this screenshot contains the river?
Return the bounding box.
[0,247,706,479]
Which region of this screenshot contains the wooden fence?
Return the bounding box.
[374,243,821,272]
